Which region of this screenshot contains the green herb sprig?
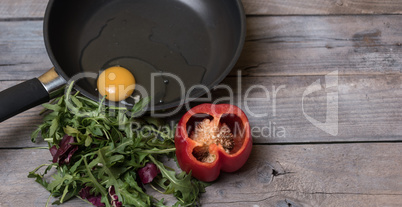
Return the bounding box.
[29,82,208,207]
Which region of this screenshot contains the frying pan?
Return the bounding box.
[0,0,246,122]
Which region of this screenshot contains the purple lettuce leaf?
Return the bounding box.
[79,186,105,207]
[49,135,78,165]
[138,163,160,184]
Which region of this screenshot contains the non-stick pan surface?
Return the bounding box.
[45,0,246,109]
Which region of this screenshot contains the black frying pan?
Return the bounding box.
[0,0,246,122]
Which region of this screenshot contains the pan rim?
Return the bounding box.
[43,0,246,111]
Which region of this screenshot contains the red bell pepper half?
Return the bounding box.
[175,103,252,182]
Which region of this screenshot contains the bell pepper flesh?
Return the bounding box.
[175,103,252,182]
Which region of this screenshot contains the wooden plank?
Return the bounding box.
[232,15,402,77]
[1,144,401,206]
[0,21,51,80]
[0,105,45,148]
[201,143,402,206]
[3,0,402,18]
[0,0,47,19]
[242,0,402,15]
[0,148,91,207]
[217,74,402,143]
[1,15,402,80]
[2,73,402,147]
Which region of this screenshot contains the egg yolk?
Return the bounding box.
[97,66,135,101]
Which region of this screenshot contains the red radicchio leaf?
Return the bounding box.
[108,186,122,207]
[59,145,78,165]
[49,135,78,165]
[49,145,58,161]
[79,186,91,199]
[87,197,105,207]
[79,186,105,207]
[138,163,160,184]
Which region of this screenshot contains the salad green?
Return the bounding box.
[28,82,208,207]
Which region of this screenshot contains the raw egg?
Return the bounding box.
[97,66,135,101]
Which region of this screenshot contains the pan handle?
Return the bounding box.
[0,68,66,122]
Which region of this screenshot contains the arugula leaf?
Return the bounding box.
[131,97,150,117]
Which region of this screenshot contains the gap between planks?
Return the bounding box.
[2,139,402,150]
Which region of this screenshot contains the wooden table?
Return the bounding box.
[1,0,402,206]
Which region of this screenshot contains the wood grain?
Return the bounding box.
[0,21,51,80]
[242,0,402,15]
[232,15,402,77]
[218,74,402,143]
[3,0,402,18]
[202,143,402,206]
[0,0,46,19]
[1,144,401,206]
